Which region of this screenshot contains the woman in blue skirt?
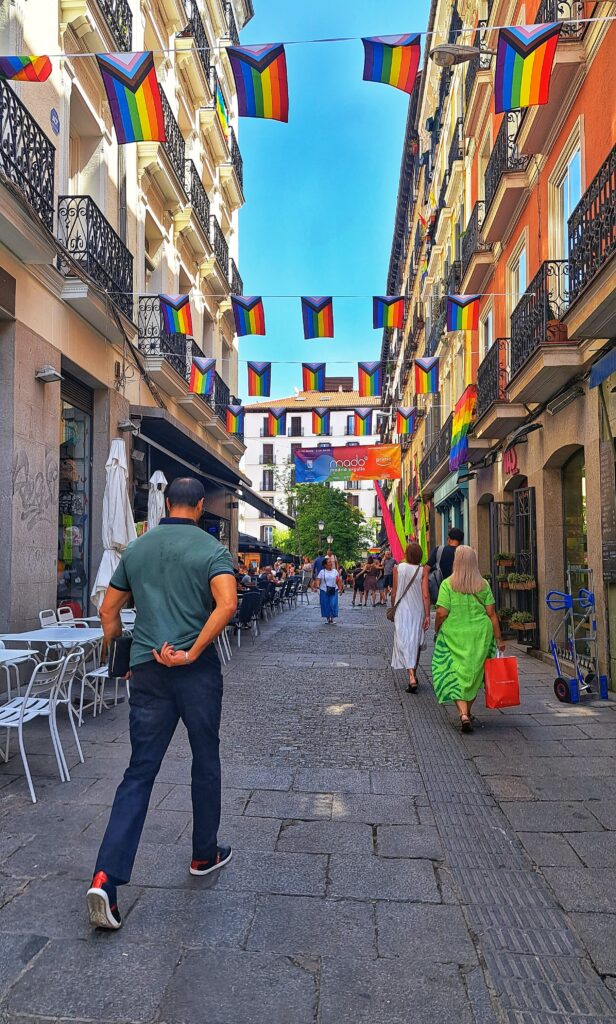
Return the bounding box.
[314,556,344,624]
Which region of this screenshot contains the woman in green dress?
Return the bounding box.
[432,545,505,732]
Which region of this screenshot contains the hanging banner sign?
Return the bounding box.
[294,444,401,484]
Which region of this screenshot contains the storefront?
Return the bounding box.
[57,375,93,616]
[433,472,468,544]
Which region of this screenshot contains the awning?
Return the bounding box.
[237,487,295,528]
[590,346,616,389]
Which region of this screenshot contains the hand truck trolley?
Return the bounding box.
[545,566,609,704]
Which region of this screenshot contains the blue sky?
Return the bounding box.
[236,0,430,402]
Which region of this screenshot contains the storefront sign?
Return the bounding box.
[294,444,401,483]
[599,440,616,582]
[503,447,519,475]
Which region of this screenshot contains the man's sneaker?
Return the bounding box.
[86,871,122,930]
[190,845,233,876]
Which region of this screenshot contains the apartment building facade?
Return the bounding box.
[382,0,616,680]
[240,388,383,546]
[0,0,269,629]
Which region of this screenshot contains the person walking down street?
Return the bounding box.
[86,477,238,930]
[380,549,397,606]
[427,527,464,602]
[432,545,505,733]
[352,562,365,607]
[314,556,344,624]
[313,550,325,578]
[363,556,380,607]
[391,542,430,693]
[326,547,339,570]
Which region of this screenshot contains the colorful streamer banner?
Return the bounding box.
[159,294,192,335]
[362,34,421,95]
[446,294,480,332]
[232,296,266,336]
[404,491,414,542]
[312,408,331,436]
[247,360,272,397]
[393,493,407,548]
[227,44,289,122]
[96,52,166,144]
[216,81,229,137]
[354,408,373,436]
[415,454,429,562]
[414,356,439,394]
[374,481,405,561]
[449,385,477,472]
[302,362,326,391]
[226,404,245,434]
[0,55,52,82]
[495,23,562,114]
[189,357,216,396]
[295,444,401,484]
[301,296,334,339]
[373,296,405,329]
[267,408,287,436]
[358,361,382,398]
[396,407,417,436]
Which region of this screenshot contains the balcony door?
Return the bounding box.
[68,88,104,209]
[556,147,582,261]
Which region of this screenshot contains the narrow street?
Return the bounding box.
[1,595,616,1023]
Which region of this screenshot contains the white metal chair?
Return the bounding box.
[56,606,75,624]
[0,641,37,701]
[39,609,57,628]
[52,649,85,779]
[0,658,67,802]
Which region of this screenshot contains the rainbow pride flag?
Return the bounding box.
[267,408,287,436]
[414,357,439,395]
[312,408,331,436]
[358,361,382,398]
[354,408,373,437]
[302,362,326,391]
[189,357,216,396]
[373,296,405,329]
[96,52,166,144]
[232,296,266,336]
[227,44,289,122]
[301,297,334,339]
[495,23,562,114]
[449,385,477,472]
[159,294,192,335]
[0,55,52,82]
[362,34,421,95]
[247,361,271,397]
[226,405,245,434]
[216,81,229,137]
[446,294,481,332]
[396,408,417,436]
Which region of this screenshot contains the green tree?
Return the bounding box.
[294,483,366,562]
[271,527,295,555]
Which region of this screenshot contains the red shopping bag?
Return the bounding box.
[484,653,520,709]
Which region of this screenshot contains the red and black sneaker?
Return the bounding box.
[86,871,122,930]
[190,845,233,876]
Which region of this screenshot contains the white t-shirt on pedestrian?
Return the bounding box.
[318,569,339,592]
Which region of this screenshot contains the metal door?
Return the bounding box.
[489,500,514,611]
[514,486,538,645]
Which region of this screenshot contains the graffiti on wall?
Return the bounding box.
[12,450,58,530]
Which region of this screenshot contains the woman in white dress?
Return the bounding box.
[391,542,431,693]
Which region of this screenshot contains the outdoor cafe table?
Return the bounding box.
[0,627,104,646]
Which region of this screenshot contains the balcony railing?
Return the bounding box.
[568,143,616,307]
[210,215,229,274]
[476,338,510,420]
[138,296,189,377]
[510,260,569,378]
[160,91,186,190]
[484,111,529,215]
[461,200,490,280]
[98,0,132,51]
[223,1,240,45]
[288,427,305,437]
[185,159,210,239]
[420,412,453,485]
[446,260,462,297]
[426,299,446,357]
[447,119,463,177]
[229,257,243,296]
[180,0,211,79]
[0,81,55,232]
[57,195,134,320]
[464,22,491,108]
[229,127,244,189]
[535,0,590,39]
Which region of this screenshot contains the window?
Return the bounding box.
[260,525,273,544]
[290,442,302,457]
[346,494,359,508]
[375,496,382,517]
[261,470,274,492]
[290,416,302,437]
[262,443,274,465]
[480,309,493,360]
[346,414,354,435]
[556,147,582,260]
[509,242,527,314]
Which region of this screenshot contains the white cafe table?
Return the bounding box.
[0,649,38,700]
[0,627,104,645]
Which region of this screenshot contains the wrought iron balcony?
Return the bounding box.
[568,143,616,307]
[510,260,569,379]
[484,111,529,215]
[229,127,244,189]
[57,195,134,320]
[223,1,240,45]
[210,215,229,274]
[98,0,132,51]
[401,435,413,452]
[185,159,210,239]
[160,91,186,191]
[448,4,463,44]
[259,455,277,464]
[446,260,462,297]
[288,427,305,437]
[447,119,463,177]
[420,412,452,486]
[476,338,510,420]
[229,257,243,296]
[464,22,491,108]
[138,296,189,377]
[426,298,446,357]
[0,81,55,232]
[180,0,211,79]
[461,201,490,281]
[535,0,588,39]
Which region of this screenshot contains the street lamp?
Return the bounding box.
[429,43,495,66]
[318,519,325,551]
[326,534,333,547]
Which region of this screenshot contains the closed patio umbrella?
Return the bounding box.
[147,470,167,531]
[91,438,137,610]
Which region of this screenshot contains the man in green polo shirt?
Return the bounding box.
[86,478,237,930]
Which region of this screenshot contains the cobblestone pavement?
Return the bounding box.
[0,594,616,1023]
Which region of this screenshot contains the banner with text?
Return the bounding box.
[294,444,401,484]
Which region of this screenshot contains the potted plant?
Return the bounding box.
[497,573,509,588]
[510,611,536,631]
[495,552,515,567]
[507,572,536,591]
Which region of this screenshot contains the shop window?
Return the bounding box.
[562,448,587,575]
[57,379,93,616]
[260,525,273,544]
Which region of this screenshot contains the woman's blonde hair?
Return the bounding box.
[449,545,485,594]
